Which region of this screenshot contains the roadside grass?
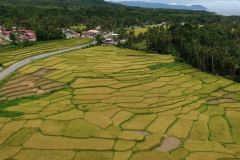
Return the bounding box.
[0,111,23,117]
[0,95,43,108]
[148,62,182,70]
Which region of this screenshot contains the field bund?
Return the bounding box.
[0,46,240,160]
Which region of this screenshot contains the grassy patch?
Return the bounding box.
[148,62,181,70]
[0,111,23,117]
[0,93,52,117]
[70,24,87,32]
[0,95,47,110]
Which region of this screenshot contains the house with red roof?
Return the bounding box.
[18,29,37,42]
[0,27,37,42]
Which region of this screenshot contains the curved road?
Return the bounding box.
[0,41,97,81]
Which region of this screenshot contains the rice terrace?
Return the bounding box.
[1,45,240,160]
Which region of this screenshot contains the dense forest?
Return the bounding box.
[1,0,238,39]
[0,2,222,28]
[122,24,240,82]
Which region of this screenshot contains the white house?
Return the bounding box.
[63,28,80,39]
[104,38,115,45]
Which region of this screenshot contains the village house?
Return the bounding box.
[103,33,119,45]
[62,28,80,39]
[0,27,37,42]
[0,27,11,41]
[103,38,115,45]
[82,29,100,38]
[18,29,37,42]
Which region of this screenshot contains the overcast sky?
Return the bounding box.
[106,0,240,15]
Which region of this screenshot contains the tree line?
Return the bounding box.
[1,0,239,41]
[120,24,240,82]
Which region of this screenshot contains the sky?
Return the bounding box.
[106,0,240,16]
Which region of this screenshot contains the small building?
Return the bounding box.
[112,33,119,36]
[82,30,100,38]
[181,22,186,26]
[111,33,119,38]
[104,38,115,45]
[18,29,37,42]
[63,28,80,39]
[102,32,118,40]
[0,27,37,42]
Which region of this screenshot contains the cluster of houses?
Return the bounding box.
[0,26,37,43]
[0,25,119,46]
[81,28,119,45]
[82,29,100,39]
[60,25,120,45]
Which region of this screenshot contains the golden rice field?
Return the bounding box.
[1,46,240,160]
[0,38,91,68]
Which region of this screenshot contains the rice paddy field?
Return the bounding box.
[0,38,91,68]
[1,46,240,160]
